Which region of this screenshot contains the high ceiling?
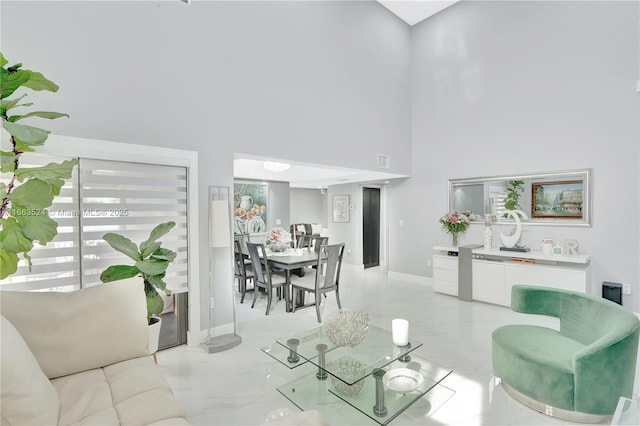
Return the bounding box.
[234,1,459,188]
[377,0,459,26]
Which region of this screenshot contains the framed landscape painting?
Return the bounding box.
[531,180,583,219]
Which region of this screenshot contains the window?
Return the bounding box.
[1,155,189,295]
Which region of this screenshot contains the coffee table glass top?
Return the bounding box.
[265,323,454,426]
[273,325,422,385]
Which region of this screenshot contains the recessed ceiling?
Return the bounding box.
[234,157,408,189]
[377,0,459,26]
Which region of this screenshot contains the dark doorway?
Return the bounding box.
[363,187,380,268]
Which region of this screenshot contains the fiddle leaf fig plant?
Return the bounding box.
[100,221,177,322]
[503,179,525,217]
[0,53,77,279]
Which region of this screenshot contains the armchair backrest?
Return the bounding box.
[511,285,640,345]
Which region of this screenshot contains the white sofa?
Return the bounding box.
[1,280,189,426]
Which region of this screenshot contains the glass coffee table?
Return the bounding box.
[261,324,454,425]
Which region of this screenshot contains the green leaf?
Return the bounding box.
[14,159,78,195]
[0,53,8,68]
[99,265,140,283]
[146,273,169,294]
[22,71,59,92]
[0,151,17,173]
[144,221,175,245]
[9,111,69,122]
[2,121,50,146]
[102,233,141,261]
[13,141,36,153]
[0,217,33,254]
[145,291,164,317]
[139,241,161,259]
[0,182,6,199]
[0,245,19,279]
[1,69,30,99]
[0,94,29,115]
[150,247,177,262]
[12,206,58,245]
[7,178,53,209]
[136,259,169,276]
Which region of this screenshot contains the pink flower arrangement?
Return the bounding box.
[439,210,472,234]
[266,227,291,244]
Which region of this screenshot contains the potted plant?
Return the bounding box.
[0,53,77,279]
[503,179,525,217]
[99,221,177,354]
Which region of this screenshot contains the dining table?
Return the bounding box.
[244,246,322,312]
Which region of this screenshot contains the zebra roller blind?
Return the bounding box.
[1,155,189,293]
[0,153,81,292]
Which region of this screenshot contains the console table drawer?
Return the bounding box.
[433,255,457,271]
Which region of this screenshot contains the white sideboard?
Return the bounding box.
[432,246,591,307]
[433,254,458,296]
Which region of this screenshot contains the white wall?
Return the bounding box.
[1,0,412,333]
[327,184,363,266]
[389,0,640,310]
[267,181,290,231]
[290,188,325,226]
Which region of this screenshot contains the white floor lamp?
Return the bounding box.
[202,185,242,353]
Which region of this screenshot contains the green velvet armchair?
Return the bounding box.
[492,285,639,422]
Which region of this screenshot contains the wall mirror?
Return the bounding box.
[449,169,591,227]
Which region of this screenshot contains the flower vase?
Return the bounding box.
[451,232,459,246]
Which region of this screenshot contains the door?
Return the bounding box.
[363,187,380,268]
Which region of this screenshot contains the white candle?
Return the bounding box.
[392,319,409,346]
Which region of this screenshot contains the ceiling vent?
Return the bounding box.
[377,154,390,169]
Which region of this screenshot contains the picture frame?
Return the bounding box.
[332,195,350,223]
[531,180,583,219]
[233,182,268,234]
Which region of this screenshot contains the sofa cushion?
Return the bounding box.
[0,315,60,426]
[492,324,585,411]
[51,357,187,426]
[0,279,149,379]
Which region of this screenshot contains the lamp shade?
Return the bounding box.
[210,199,230,248]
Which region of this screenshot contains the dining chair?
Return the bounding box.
[234,239,254,303]
[246,242,288,315]
[291,243,345,322]
[309,236,328,252]
[297,234,313,249]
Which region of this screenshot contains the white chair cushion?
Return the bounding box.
[51,357,187,426]
[292,274,319,291]
[0,315,60,426]
[0,279,149,379]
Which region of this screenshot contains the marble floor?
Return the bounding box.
[156,266,638,425]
